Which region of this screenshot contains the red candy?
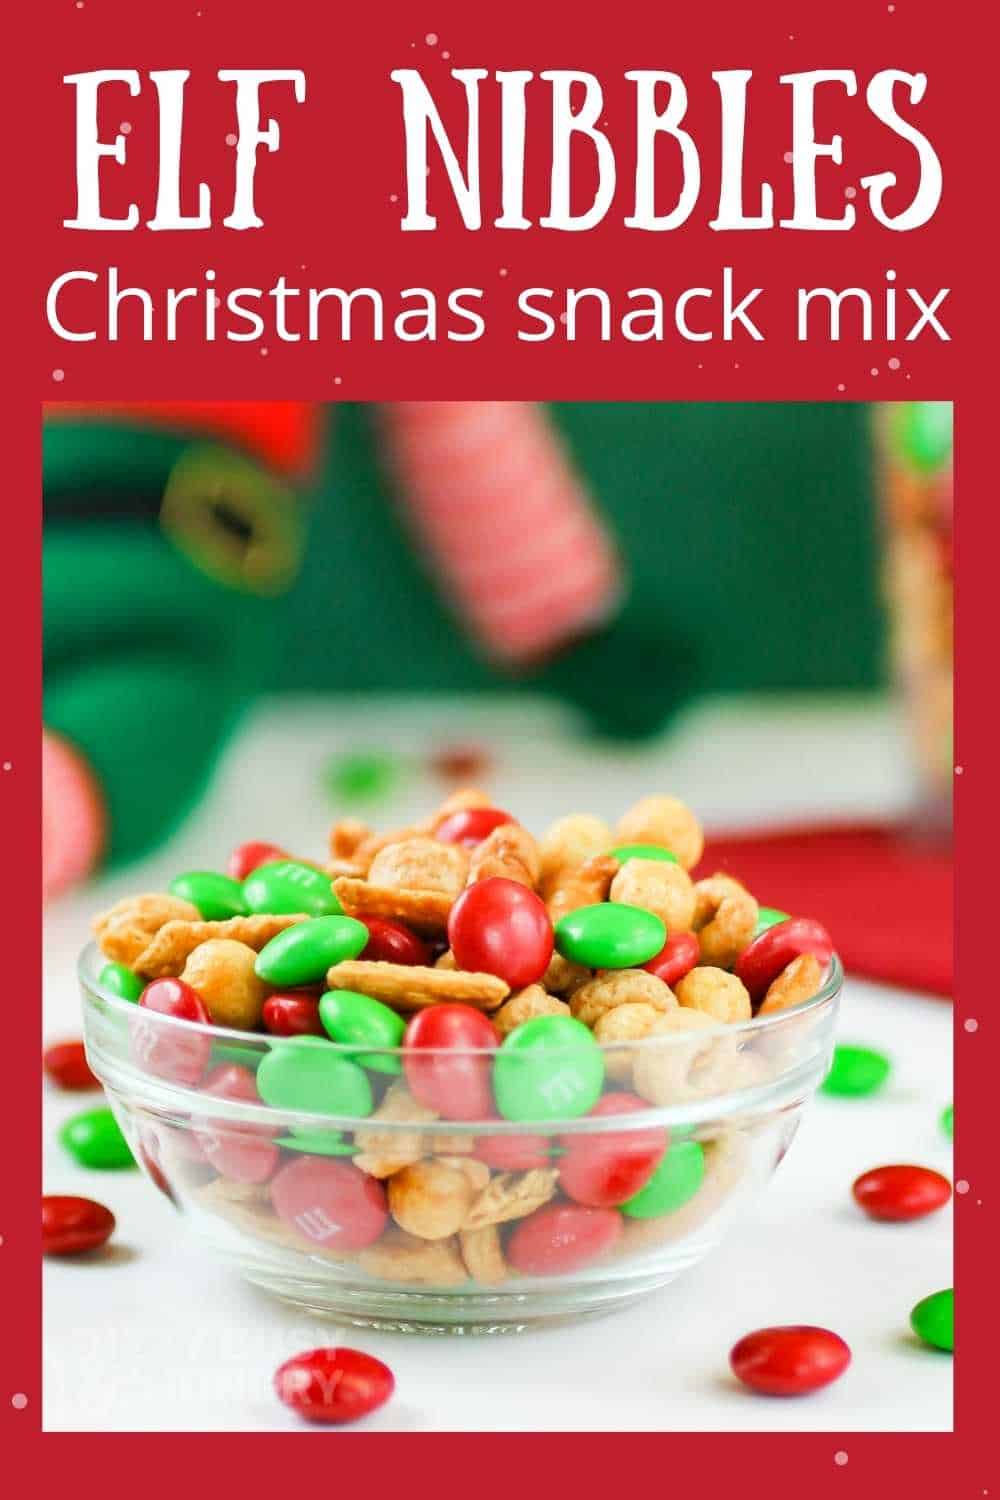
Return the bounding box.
[201,1063,261,1104]
[227,840,287,881]
[476,1132,551,1171]
[42,1195,116,1256]
[131,978,212,1085]
[506,1203,622,1276]
[729,1325,851,1396]
[43,1038,100,1091]
[275,1347,394,1424]
[435,806,514,848]
[198,1129,280,1184]
[403,1004,498,1120]
[270,1156,388,1251]
[262,994,326,1037]
[448,876,553,990]
[558,1093,667,1208]
[642,930,700,988]
[360,916,431,967]
[735,917,834,1002]
[852,1164,952,1222]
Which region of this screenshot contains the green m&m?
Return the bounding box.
[554,903,666,970]
[255,916,368,987]
[243,860,342,917]
[274,1132,357,1156]
[318,990,405,1073]
[493,1014,605,1122]
[59,1107,135,1169]
[753,906,789,939]
[99,961,144,1003]
[940,1103,953,1141]
[910,1288,953,1352]
[622,1138,704,1219]
[256,1035,373,1119]
[821,1044,891,1097]
[609,844,678,865]
[169,870,248,920]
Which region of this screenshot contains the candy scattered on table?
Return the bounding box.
[729,1325,852,1396]
[59,1107,135,1169]
[820,1044,891,1098]
[323,750,403,806]
[428,743,492,782]
[274,1346,395,1423]
[98,961,144,1003]
[852,1164,952,1222]
[43,1038,100,1091]
[940,1102,953,1141]
[910,1288,954,1352]
[42,1195,116,1256]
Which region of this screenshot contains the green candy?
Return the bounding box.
[820,1044,891,1097]
[894,401,953,475]
[494,1014,604,1122]
[169,870,248,920]
[242,860,342,917]
[255,916,368,986]
[609,844,678,865]
[256,1035,373,1118]
[210,1043,263,1071]
[324,750,402,804]
[555,902,666,969]
[753,906,789,939]
[622,1138,704,1219]
[318,990,405,1073]
[940,1103,954,1141]
[274,1132,357,1156]
[910,1288,953,1352]
[59,1107,135,1169]
[99,961,144,1003]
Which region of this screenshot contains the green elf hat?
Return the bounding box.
[43,402,320,895]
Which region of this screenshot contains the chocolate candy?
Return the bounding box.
[359,916,430,967]
[735,917,833,1001]
[59,1106,135,1169]
[227,841,287,881]
[729,1325,851,1395]
[169,870,249,920]
[43,1195,116,1255]
[493,1014,604,1122]
[255,915,368,987]
[324,750,402,805]
[554,902,666,970]
[435,806,514,847]
[43,1038,100,1091]
[274,1346,394,1424]
[940,1103,953,1141]
[133,977,213,1086]
[821,1044,891,1097]
[558,1094,667,1208]
[98,961,144,1003]
[910,1288,953,1351]
[621,1138,704,1218]
[609,843,678,864]
[641,930,700,988]
[318,990,405,1074]
[852,1164,952,1221]
[270,1156,388,1250]
[506,1203,622,1275]
[448,876,553,989]
[243,860,341,917]
[403,1003,497,1119]
[262,994,326,1037]
[256,1035,374,1118]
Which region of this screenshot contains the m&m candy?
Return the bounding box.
[243,861,341,917]
[910,1288,953,1351]
[43,1195,116,1256]
[852,1164,952,1222]
[821,1044,891,1097]
[729,1325,851,1395]
[59,1107,135,1169]
[493,1015,604,1123]
[274,1347,395,1424]
[169,870,249,921]
[43,1038,100,1091]
[403,1003,497,1118]
[448,877,553,989]
[554,902,665,970]
[319,990,406,1074]
[255,915,368,987]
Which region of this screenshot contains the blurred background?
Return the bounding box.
[42,398,953,996]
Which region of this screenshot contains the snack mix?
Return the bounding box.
[88,790,835,1291]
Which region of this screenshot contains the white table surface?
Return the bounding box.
[42,693,954,1432]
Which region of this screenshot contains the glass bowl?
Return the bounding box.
[79,942,841,1334]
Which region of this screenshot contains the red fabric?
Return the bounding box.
[45,401,320,476]
[698,823,953,998]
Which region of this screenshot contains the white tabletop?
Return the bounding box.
[43,693,953,1432]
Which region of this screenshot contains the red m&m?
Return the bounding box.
[403,1003,498,1120]
[435,806,514,848]
[360,916,431,967]
[270,1156,388,1251]
[42,1195,116,1256]
[448,876,553,989]
[274,1347,394,1424]
[227,841,288,881]
[132,978,212,1085]
[506,1203,622,1276]
[730,1325,851,1395]
[43,1038,100,1092]
[558,1093,667,1208]
[642,930,700,988]
[852,1164,952,1221]
[735,917,833,1003]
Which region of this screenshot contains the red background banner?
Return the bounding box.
[5,0,985,1489]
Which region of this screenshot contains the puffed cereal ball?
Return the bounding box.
[538,814,615,893]
[368,837,469,896]
[570,969,676,1029]
[180,939,270,1030]
[387,1159,478,1241]
[631,1007,722,1105]
[615,796,704,871]
[610,859,696,933]
[675,966,752,1024]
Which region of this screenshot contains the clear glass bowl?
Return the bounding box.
[79,943,841,1334]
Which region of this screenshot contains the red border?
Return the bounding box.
[7,0,987,1489]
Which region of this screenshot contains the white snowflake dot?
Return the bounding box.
[2,762,11,772]
[955,765,964,775]
[260,347,268,357]
[11,1393,27,1411]
[965,1019,979,1033]
[442,51,450,60]
[120,122,131,135]
[834,1451,849,1467]
[845,186,857,200]
[783,151,794,164]
[956,1179,970,1194]
[426,32,438,45]
[837,383,846,392]
[871,368,879,376]
[499,268,508,277]
[333,376,343,386]
[888,357,901,370]
[225,133,237,146]
[52,369,65,383]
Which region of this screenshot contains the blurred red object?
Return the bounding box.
[699,823,952,997]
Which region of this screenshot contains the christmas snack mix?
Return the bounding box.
[86,789,836,1295]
